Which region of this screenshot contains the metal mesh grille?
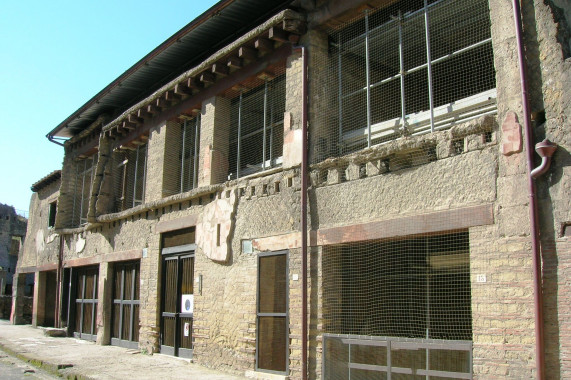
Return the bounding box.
[163,115,201,196]
[322,231,472,379]
[70,155,98,227]
[112,143,147,212]
[228,69,286,179]
[313,0,496,161]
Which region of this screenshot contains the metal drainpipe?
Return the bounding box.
[56,234,64,328]
[293,44,308,380]
[512,1,544,378]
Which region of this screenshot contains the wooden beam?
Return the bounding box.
[187,77,202,90]
[212,62,229,76]
[122,121,136,130]
[164,90,181,103]
[156,97,170,109]
[254,38,273,53]
[200,71,216,84]
[257,70,275,81]
[147,104,160,115]
[238,46,257,61]
[128,114,143,125]
[137,108,151,119]
[227,56,243,69]
[174,83,192,96]
[269,27,289,43]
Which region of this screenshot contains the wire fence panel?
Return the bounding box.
[228,69,286,180]
[314,0,496,161]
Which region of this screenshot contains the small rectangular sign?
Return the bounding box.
[184,322,190,337]
[181,294,194,314]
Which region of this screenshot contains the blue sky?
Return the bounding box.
[0,0,219,214]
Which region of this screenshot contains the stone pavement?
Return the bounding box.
[0,320,247,380]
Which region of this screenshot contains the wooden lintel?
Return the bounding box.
[200,71,216,83]
[227,56,243,69]
[174,83,191,96]
[269,27,289,43]
[212,63,229,76]
[238,46,258,61]
[231,84,249,92]
[128,114,143,125]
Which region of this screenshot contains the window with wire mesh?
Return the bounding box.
[71,155,98,227]
[322,231,472,341]
[228,71,286,180]
[316,0,496,161]
[163,115,201,196]
[111,144,147,212]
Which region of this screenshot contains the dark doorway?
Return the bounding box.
[256,251,288,374]
[160,244,195,358]
[111,261,140,349]
[43,271,57,327]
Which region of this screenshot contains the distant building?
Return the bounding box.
[13,1,571,379]
[0,203,27,295]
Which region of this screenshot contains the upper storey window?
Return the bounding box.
[112,143,147,212]
[319,0,496,158]
[228,71,286,179]
[72,155,98,226]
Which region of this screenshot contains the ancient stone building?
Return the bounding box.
[14,0,570,379]
[0,203,27,318]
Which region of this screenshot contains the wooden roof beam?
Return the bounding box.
[128,114,143,125]
[269,27,289,43]
[174,83,192,96]
[212,63,229,76]
[200,71,216,84]
[164,90,181,104]
[254,38,273,53]
[238,46,257,61]
[227,56,243,69]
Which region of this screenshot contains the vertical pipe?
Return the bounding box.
[512,1,544,379]
[293,44,308,380]
[181,121,187,193]
[398,11,407,132]
[262,80,268,170]
[269,95,275,165]
[424,0,435,133]
[193,114,200,189]
[365,10,372,148]
[237,92,243,178]
[72,164,79,226]
[79,160,87,224]
[337,44,344,155]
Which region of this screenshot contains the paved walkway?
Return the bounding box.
[0,320,247,380]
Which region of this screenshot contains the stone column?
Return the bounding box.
[144,121,168,202]
[10,273,26,324]
[32,271,46,327]
[138,233,161,353]
[96,261,112,345]
[283,49,304,169]
[198,97,230,186]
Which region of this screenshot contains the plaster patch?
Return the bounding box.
[196,189,237,262]
[35,230,45,254]
[76,236,86,253]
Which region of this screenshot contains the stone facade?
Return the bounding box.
[14,1,571,379]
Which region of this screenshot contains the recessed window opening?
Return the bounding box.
[113,143,147,212]
[48,201,57,228]
[228,71,286,179]
[322,231,472,378]
[72,155,98,227]
[331,0,496,156]
[179,115,201,194]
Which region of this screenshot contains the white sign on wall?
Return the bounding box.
[181,294,194,314]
